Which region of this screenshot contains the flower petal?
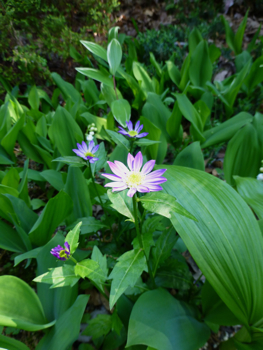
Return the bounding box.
[134,120,140,131]
[144,177,167,185]
[137,185,150,193]
[118,130,129,136]
[112,185,128,192]
[145,169,167,179]
[73,149,87,160]
[88,140,94,152]
[81,141,88,153]
[89,157,99,163]
[133,151,143,172]
[92,144,99,154]
[127,188,137,197]
[137,124,144,133]
[101,173,122,181]
[136,132,149,138]
[146,184,163,191]
[105,181,127,188]
[114,161,130,175]
[127,153,135,171]
[126,120,133,131]
[141,160,155,175]
[64,242,70,252]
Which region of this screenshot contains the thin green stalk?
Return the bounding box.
[88,162,105,213]
[69,256,78,264]
[132,194,156,288]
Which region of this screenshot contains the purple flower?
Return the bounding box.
[51,242,70,261]
[118,121,148,139]
[102,151,167,197]
[73,140,99,163]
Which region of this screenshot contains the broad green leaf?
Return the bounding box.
[31,198,45,210]
[202,112,253,148]
[1,114,24,161]
[202,280,240,326]
[109,249,147,309]
[81,112,110,141]
[189,40,212,88]
[29,191,73,246]
[150,52,162,77]
[138,192,197,221]
[52,156,86,167]
[0,276,55,331]
[166,61,181,88]
[152,227,177,276]
[127,289,210,350]
[71,217,108,235]
[48,106,83,157]
[244,55,263,94]
[155,258,192,290]
[0,219,28,253]
[108,26,120,42]
[82,314,112,339]
[234,176,263,219]
[0,335,30,350]
[64,167,92,224]
[75,259,106,283]
[18,158,30,207]
[65,221,82,255]
[34,265,79,288]
[173,142,204,171]
[76,68,113,87]
[111,99,131,127]
[40,169,65,191]
[221,15,237,54]
[101,83,123,106]
[92,246,108,277]
[80,40,107,61]
[107,38,122,76]
[188,27,203,55]
[133,231,155,259]
[224,123,261,185]
[28,85,40,110]
[166,101,182,142]
[133,62,154,95]
[134,138,160,146]
[235,10,249,55]
[106,129,130,151]
[1,167,20,189]
[107,189,134,222]
[35,295,89,350]
[162,165,263,326]
[51,72,81,103]
[208,44,221,63]
[175,93,205,142]
[0,145,14,164]
[235,51,252,73]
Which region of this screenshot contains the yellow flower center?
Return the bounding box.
[59,250,68,259]
[128,130,138,137]
[84,151,95,157]
[126,171,145,188]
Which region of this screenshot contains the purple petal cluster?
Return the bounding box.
[118,121,148,139]
[51,242,70,261]
[102,151,167,197]
[73,140,99,163]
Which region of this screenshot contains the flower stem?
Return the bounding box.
[88,162,105,214]
[70,256,78,264]
[132,194,156,288]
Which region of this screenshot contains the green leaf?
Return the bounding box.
[0,275,55,331]
[133,62,154,95]
[138,192,197,221]
[202,112,253,148]
[80,40,107,61]
[155,258,192,290]
[0,219,28,253]
[34,265,79,288]
[106,129,130,151]
[101,83,123,106]
[76,68,113,87]
[0,335,30,350]
[107,189,134,222]
[173,141,204,171]
[64,167,92,224]
[28,85,40,110]
[40,169,65,191]
[175,93,205,142]
[152,227,178,276]
[209,44,221,63]
[202,280,240,326]
[189,40,212,88]
[133,231,155,259]
[18,158,30,207]
[35,295,89,350]
[48,106,83,156]
[127,288,210,350]
[1,114,24,161]
[107,38,122,76]
[234,176,263,219]
[65,221,82,255]
[134,138,160,146]
[188,27,203,55]
[92,246,108,277]
[52,156,86,167]
[166,61,181,88]
[75,259,107,283]
[162,165,263,326]
[51,73,81,103]
[82,314,112,339]
[235,10,249,55]
[109,249,147,309]
[244,55,263,94]
[111,99,131,127]
[71,217,108,235]
[29,191,73,246]
[224,123,261,185]
[139,116,161,162]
